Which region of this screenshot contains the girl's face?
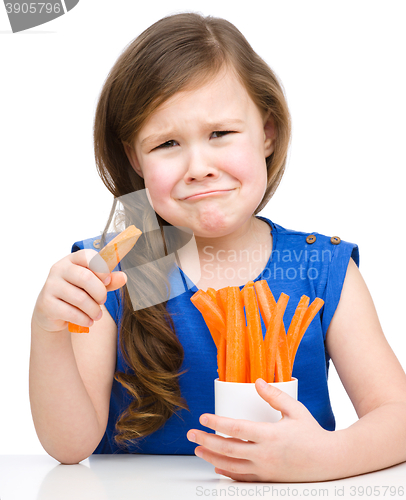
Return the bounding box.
[124,68,276,239]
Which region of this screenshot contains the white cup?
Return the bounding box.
[214,378,298,436]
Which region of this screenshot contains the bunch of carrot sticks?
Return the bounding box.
[190,280,324,383]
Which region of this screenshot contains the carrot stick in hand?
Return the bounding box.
[68,225,142,333]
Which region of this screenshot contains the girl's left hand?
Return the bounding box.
[187,378,338,483]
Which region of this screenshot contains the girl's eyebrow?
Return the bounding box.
[140,119,245,148]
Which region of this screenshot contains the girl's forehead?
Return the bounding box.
[141,69,254,126]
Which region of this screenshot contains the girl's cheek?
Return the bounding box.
[144,168,175,203]
[225,147,258,180]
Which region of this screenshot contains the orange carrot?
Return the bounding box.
[225,286,247,383]
[290,297,325,371]
[242,285,266,382]
[253,280,276,328]
[239,286,250,381]
[191,281,323,386]
[191,289,227,381]
[215,287,228,381]
[274,327,291,382]
[67,324,90,334]
[216,288,228,315]
[264,293,289,382]
[287,295,310,375]
[207,287,218,303]
[217,335,227,381]
[242,280,255,291]
[190,290,225,349]
[68,224,142,334]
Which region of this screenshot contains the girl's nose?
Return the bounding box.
[183,151,219,183]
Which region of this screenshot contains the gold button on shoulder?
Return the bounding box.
[330,236,341,245]
[93,239,101,249]
[306,234,316,244]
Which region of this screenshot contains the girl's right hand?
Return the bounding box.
[32,249,127,333]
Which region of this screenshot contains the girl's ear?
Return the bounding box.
[123,142,144,178]
[263,112,277,157]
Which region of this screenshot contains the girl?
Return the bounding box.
[30,12,406,482]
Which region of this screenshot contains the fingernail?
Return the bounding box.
[200,416,208,425]
[258,378,267,389]
[103,275,111,286]
[96,309,103,321]
[188,432,196,443]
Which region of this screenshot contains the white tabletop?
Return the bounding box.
[0,455,405,500]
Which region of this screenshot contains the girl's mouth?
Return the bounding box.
[183,189,235,201]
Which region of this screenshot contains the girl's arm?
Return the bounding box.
[30,249,125,464]
[324,257,406,476]
[187,258,406,481]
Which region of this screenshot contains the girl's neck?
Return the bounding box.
[188,216,273,290]
[194,215,267,254]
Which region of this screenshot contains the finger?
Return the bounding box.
[70,250,127,292]
[255,378,304,419]
[61,264,107,306]
[215,468,259,482]
[70,249,111,286]
[187,430,252,460]
[45,296,95,329]
[105,271,127,292]
[198,414,263,443]
[194,446,252,475]
[57,281,103,322]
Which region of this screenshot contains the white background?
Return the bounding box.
[0,1,405,455]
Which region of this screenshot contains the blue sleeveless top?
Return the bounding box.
[71,217,359,454]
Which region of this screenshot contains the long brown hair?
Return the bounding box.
[93,12,291,445]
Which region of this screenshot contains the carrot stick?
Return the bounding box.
[218,335,227,381]
[94,225,142,273]
[190,290,225,349]
[264,292,289,382]
[242,285,266,382]
[207,287,218,303]
[287,295,310,374]
[239,287,251,382]
[225,286,246,383]
[253,280,276,328]
[274,327,291,382]
[216,288,228,315]
[191,289,227,381]
[242,280,255,291]
[68,225,142,333]
[290,297,325,371]
[67,324,90,334]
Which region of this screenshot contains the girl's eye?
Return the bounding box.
[211,131,232,138]
[155,140,178,150]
